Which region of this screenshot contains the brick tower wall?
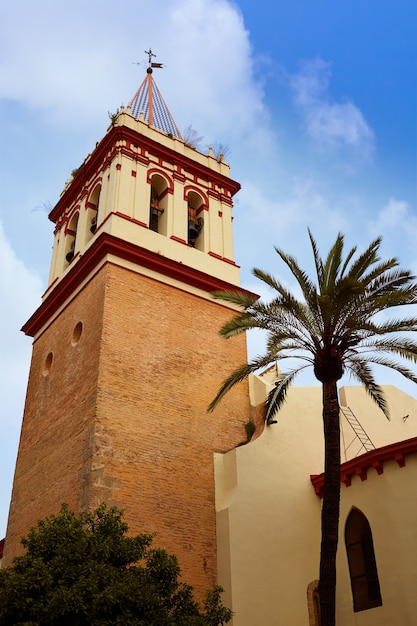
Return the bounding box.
[3,269,107,563]
[4,261,250,600]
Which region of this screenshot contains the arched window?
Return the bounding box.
[345,508,382,612]
[87,184,101,240]
[149,174,168,235]
[65,212,79,264]
[187,191,204,249]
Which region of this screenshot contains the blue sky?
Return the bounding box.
[1,0,416,536]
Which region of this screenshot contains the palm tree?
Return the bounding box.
[208,231,417,626]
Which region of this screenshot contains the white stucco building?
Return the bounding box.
[215,375,417,625]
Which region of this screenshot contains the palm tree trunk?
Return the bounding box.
[318,379,341,626]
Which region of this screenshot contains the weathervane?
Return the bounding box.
[132,48,164,74]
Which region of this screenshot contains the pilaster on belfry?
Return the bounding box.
[116,156,135,218]
[99,162,111,222]
[220,200,234,262]
[48,230,60,285]
[132,162,149,225]
[172,176,187,243]
[208,201,223,259]
[163,182,175,241]
[105,158,119,223]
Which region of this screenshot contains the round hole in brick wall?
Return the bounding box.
[72,321,83,345]
[43,352,53,376]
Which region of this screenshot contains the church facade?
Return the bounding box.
[4,64,417,625]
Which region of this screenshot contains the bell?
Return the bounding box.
[188,221,200,240]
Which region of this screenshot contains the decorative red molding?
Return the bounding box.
[133,152,150,166]
[173,171,186,182]
[147,168,174,193]
[170,235,187,245]
[310,436,417,498]
[208,251,222,260]
[183,185,209,208]
[22,233,257,338]
[49,124,240,224]
[219,193,233,206]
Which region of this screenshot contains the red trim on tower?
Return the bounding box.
[183,185,209,207]
[147,168,174,193]
[22,232,257,338]
[310,436,417,498]
[173,170,186,182]
[170,235,187,245]
[49,125,240,224]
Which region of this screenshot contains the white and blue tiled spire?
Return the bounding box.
[129,49,182,139]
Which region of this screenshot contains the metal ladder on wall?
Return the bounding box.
[340,406,376,456]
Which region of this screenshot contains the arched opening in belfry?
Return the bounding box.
[86,183,101,241]
[187,191,204,250]
[65,211,79,264]
[149,174,169,236]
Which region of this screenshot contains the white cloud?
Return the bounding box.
[370,198,417,271]
[0,221,44,536]
[0,0,268,143]
[374,197,416,232]
[290,58,374,160]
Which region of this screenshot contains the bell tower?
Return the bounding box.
[4,58,253,597]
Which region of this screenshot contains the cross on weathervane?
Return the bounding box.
[133,49,164,73]
[142,48,164,73]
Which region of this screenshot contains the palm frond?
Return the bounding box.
[219,311,269,339]
[211,290,259,308]
[308,229,325,287]
[340,245,357,278]
[264,367,307,424]
[347,359,390,418]
[346,237,381,281]
[348,353,417,385]
[359,337,417,362]
[251,268,285,294]
[208,354,277,413]
[322,232,344,294]
[361,260,404,290]
[273,247,319,312]
[361,318,417,336]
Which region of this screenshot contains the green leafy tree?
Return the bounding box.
[0,504,232,626]
[208,231,417,626]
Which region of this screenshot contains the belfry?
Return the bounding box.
[3,54,254,597]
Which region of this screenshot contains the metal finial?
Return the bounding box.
[133,49,164,74]
[144,48,156,66]
[145,48,164,72]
